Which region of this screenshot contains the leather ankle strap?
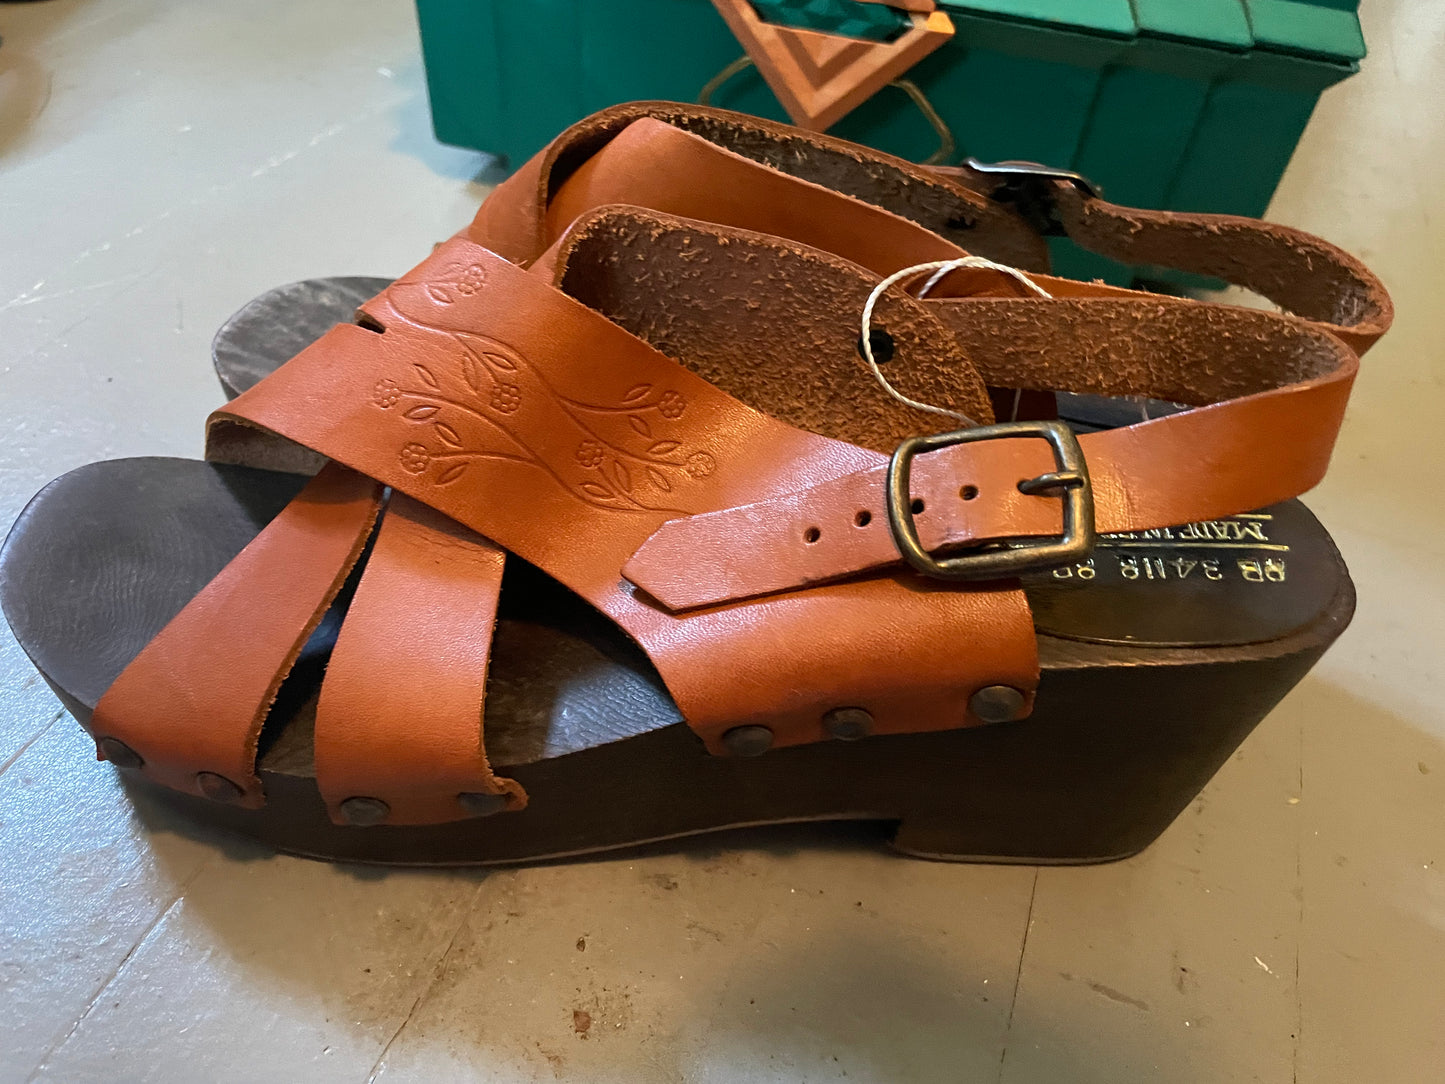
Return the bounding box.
[941,161,1391,356]
[468,102,1391,355]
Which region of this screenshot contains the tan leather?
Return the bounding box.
[544,118,967,280]
[313,494,524,826]
[467,102,1048,272]
[942,163,1392,356]
[540,119,1268,316]
[208,236,1042,758]
[625,300,1355,610]
[546,211,1358,609]
[92,464,383,803]
[474,103,1391,353]
[93,105,1392,825]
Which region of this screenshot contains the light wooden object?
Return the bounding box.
[709,0,955,132]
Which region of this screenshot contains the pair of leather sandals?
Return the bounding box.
[0,103,1391,866]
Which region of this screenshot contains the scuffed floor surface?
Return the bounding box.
[0,1,1441,1080]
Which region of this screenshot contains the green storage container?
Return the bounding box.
[1052,0,1252,284]
[1167,0,1365,218]
[414,0,1366,283]
[414,0,1134,168]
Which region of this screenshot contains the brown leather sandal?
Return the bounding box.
[2,131,1388,867]
[210,103,1391,398]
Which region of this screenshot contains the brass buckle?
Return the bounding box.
[961,158,1101,236]
[886,420,1095,580]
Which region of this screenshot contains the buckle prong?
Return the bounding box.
[1017,470,1085,496]
[962,158,1101,237]
[886,420,1095,580]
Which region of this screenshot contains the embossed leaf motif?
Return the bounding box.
[437,463,468,485]
[629,415,652,438]
[622,383,653,405]
[413,364,439,389]
[647,467,672,492]
[581,482,613,500]
[461,353,488,396]
[458,333,520,374]
[434,423,462,448]
[648,440,681,457]
[404,405,440,421]
[426,284,452,304]
[611,461,633,493]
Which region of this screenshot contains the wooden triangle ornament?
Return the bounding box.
[710,0,954,132]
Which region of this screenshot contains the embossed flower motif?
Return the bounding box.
[684,451,716,479]
[575,440,606,469]
[490,382,522,414]
[372,378,402,409]
[658,390,686,419]
[399,443,431,474]
[455,263,486,296]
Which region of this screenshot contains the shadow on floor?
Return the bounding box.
[102,673,1441,1080]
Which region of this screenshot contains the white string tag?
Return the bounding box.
[859,256,1054,428]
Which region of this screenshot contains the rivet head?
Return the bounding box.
[338,796,390,826]
[97,737,144,770]
[458,791,509,818]
[196,771,244,804]
[823,707,873,741]
[969,685,1026,724]
[722,725,774,757]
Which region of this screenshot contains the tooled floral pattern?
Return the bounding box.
[365,282,715,513]
[405,260,488,304]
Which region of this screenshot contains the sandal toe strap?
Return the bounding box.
[92,464,383,805]
[315,494,523,827]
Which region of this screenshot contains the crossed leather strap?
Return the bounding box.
[91,104,1390,827]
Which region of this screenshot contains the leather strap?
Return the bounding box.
[92,464,383,803]
[543,118,966,280]
[208,236,1043,753]
[470,103,1390,353]
[314,494,524,826]
[941,163,1392,356]
[468,102,1048,272]
[624,296,1356,610]
[93,109,1391,822]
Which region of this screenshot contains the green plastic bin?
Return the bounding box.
[414,0,1366,282]
[1167,0,1366,218]
[414,0,1134,168]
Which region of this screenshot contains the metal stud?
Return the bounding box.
[458,791,509,818]
[823,707,873,742]
[196,771,244,804]
[969,685,1026,724]
[97,737,144,770]
[338,796,390,826]
[722,725,774,757]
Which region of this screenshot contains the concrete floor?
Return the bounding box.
[0,1,1440,1080]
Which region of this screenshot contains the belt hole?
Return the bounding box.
[856,328,895,364]
[960,485,979,501]
[854,510,872,528]
[910,498,925,515]
[804,527,821,544]
[355,311,386,334]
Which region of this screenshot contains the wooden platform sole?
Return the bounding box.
[0,456,1351,866]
